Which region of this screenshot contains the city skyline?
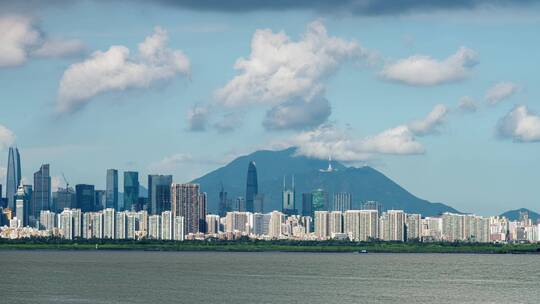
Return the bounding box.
[1,1,540,216]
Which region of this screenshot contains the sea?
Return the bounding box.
[0,251,538,303]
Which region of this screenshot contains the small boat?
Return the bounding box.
[358,249,368,254]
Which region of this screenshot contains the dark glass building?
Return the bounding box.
[53,187,75,212]
[6,147,21,210]
[76,184,95,212]
[245,161,258,213]
[123,171,139,211]
[32,164,51,219]
[148,175,172,214]
[302,193,313,217]
[218,184,228,217]
[106,169,118,209]
[94,190,106,210]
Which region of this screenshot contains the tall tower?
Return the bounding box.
[171,183,205,234]
[123,171,139,211]
[106,169,118,210]
[282,175,297,215]
[245,161,258,213]
[32,164,51,219]
[6,147,21,210]
[148,175,172,214]
[218,183,228,217]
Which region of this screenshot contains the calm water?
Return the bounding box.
[0,251,538,303]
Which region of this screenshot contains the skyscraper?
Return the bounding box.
[148,175,172,214]
[75,184,95,212]
[106,169,118,210]
[94,190,106,210]
[171,183,206,234]
[32,164,51,220]
[333,192,352,212]
[218,183,228,217]
[15,182,28,227]
[123,171,139,211]
[282,175,297,215]
[311,189,328,215]
[301,193,313,217]
[245,161,258,213]
[52,187,75,212]
[6,147,21,210]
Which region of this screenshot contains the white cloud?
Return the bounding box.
[32,38,85,58]
[292,124,424,162]
[263,96,331,130]
[407,104,449,136]
[213,112,243,133]
[457,96,477,112]
[215,20,374,107]
[187,105,209,131]
[497,105,540,143]
[485,81,518,105]
[380,47,478,86]
[0,15,84,67]
[148,153,193,173]
[0,124,16,150]
[57,26,190,113]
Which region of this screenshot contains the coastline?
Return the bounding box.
[1,239,539,254]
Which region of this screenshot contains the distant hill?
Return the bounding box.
[500,208,540,222]
[192,148,458,217]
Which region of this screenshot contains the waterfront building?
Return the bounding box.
[329,211,343,236]
[148,175,172,214]
[148,214,161,239]
[124,171,139,211]
[245,161,258,213]
[115,211,127,239]
[106,169,118,210]
[333,193,352,212]
[75,184,95,212]
[171,183,206,234]
[361,201,382,214]
[252,212,271,236]
[32,164,51,220]
[268,211,285,239]
[103,208,115,239]
[315,211,330,240]
[225,211,251,234]
[39,210,56,231]
[406,214,422,241]
[6,147,21,210]
[380,210,405,241]
[136,210,148,237]
[59,208,82,240]
[206,214,220,235]
[173,216,185,241]
[161,211,173,240]
[126,212,137,239]
[343,210,379,241]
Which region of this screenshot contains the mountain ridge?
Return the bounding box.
[192,147,459,216]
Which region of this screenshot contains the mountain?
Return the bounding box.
[191,147,459,217]
[500,208,540,222]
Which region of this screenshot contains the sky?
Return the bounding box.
[0,0,539,215]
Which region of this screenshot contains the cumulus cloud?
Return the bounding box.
[263,96,331,130]
[457,96,477,112]
[57,26,190,113]
[187,105,209,131]
[407,104,449,136]
[485,82,519,105]
[0,124,16,151]
[380,47,478,86]
[497,105,540,143]
[215,20,374,107]
[213,112,243,133]
[292,124,424,162]
[0,15,84,67]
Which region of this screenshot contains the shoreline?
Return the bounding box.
[1,240,539,254]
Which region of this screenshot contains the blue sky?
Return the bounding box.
[1,1,539,215]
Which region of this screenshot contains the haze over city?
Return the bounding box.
[1,0,540,216]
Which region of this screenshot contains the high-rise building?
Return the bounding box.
[315,211,330,240]
[254,194,264,213]
[94,190,106,210]
[161,211,173,240]
[206,214,220,234]
[282,176,297,215]
[6,147,21,210]
[59,208,82,240]
[218,184,228,217]
[301,193,313,217]
[361,201,382,214]
[148,214,161,239]
[225,211,251,234]
[75,184,95,212]
[343,210,379,241]
[379,210,405,241]
[15,183,28,227]
[103,208,115,239]
[123,171,139,211]
[32,164,51,220]
[405,214,422,241]
[173,216,185,241]
[148,175,172,214]
[252,213,271,236]
[268,211,285,239]
[235,197,245,212]
[106,169,118,210]
[333,192,352,212]
[329,211,343,236]
[245,161,258,213]
[125,212,137,239]
[311,189,328,215]
[115,211,126,239]
[39,210,56,231]
[171,183,206,234]
[53,187,76,212]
